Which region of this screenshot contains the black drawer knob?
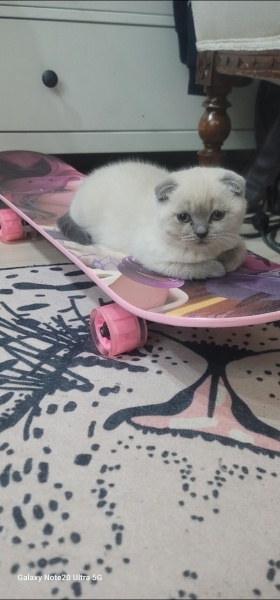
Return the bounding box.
[42,70,58,88]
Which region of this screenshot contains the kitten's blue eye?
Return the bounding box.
[211,210,225,221]
[177,212,191,223]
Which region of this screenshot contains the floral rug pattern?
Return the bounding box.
[1,263,280,600]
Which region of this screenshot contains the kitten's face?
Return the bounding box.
[155,167,247,257]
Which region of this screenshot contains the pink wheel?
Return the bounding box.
[0,208,24,242]
[90,304,147,357]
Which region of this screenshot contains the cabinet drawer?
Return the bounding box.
[0,18,193,132]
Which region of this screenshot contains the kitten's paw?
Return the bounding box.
[218,241,246,273]
[150,259,225,280]
[182,259,226,280]
[204,260,226,279]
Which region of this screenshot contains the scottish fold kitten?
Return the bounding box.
[57,160,247,280]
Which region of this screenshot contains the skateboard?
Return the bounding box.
[1,150,280,357]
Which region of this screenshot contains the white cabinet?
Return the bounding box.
[0,0,257,154]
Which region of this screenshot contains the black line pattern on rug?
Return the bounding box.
[1,266,280,455]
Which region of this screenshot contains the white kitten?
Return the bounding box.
[57,160,247,280]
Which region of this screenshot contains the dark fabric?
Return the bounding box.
[245,81,280,213]
[173,0,205,95]
[254,80,280,148]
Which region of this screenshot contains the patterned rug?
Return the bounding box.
[1,262,280,600]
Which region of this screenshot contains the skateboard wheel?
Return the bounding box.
[0,208,24,242]
[90,304,147,357]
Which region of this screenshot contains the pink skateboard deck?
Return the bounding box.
[1,150,280,355]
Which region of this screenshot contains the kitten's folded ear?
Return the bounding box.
[221,171,246,197]
[155,178,177,202]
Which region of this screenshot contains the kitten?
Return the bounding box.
[57,160,247,280]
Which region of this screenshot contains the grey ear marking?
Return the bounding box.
[155,178,177,202]
[221,172,246,197]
